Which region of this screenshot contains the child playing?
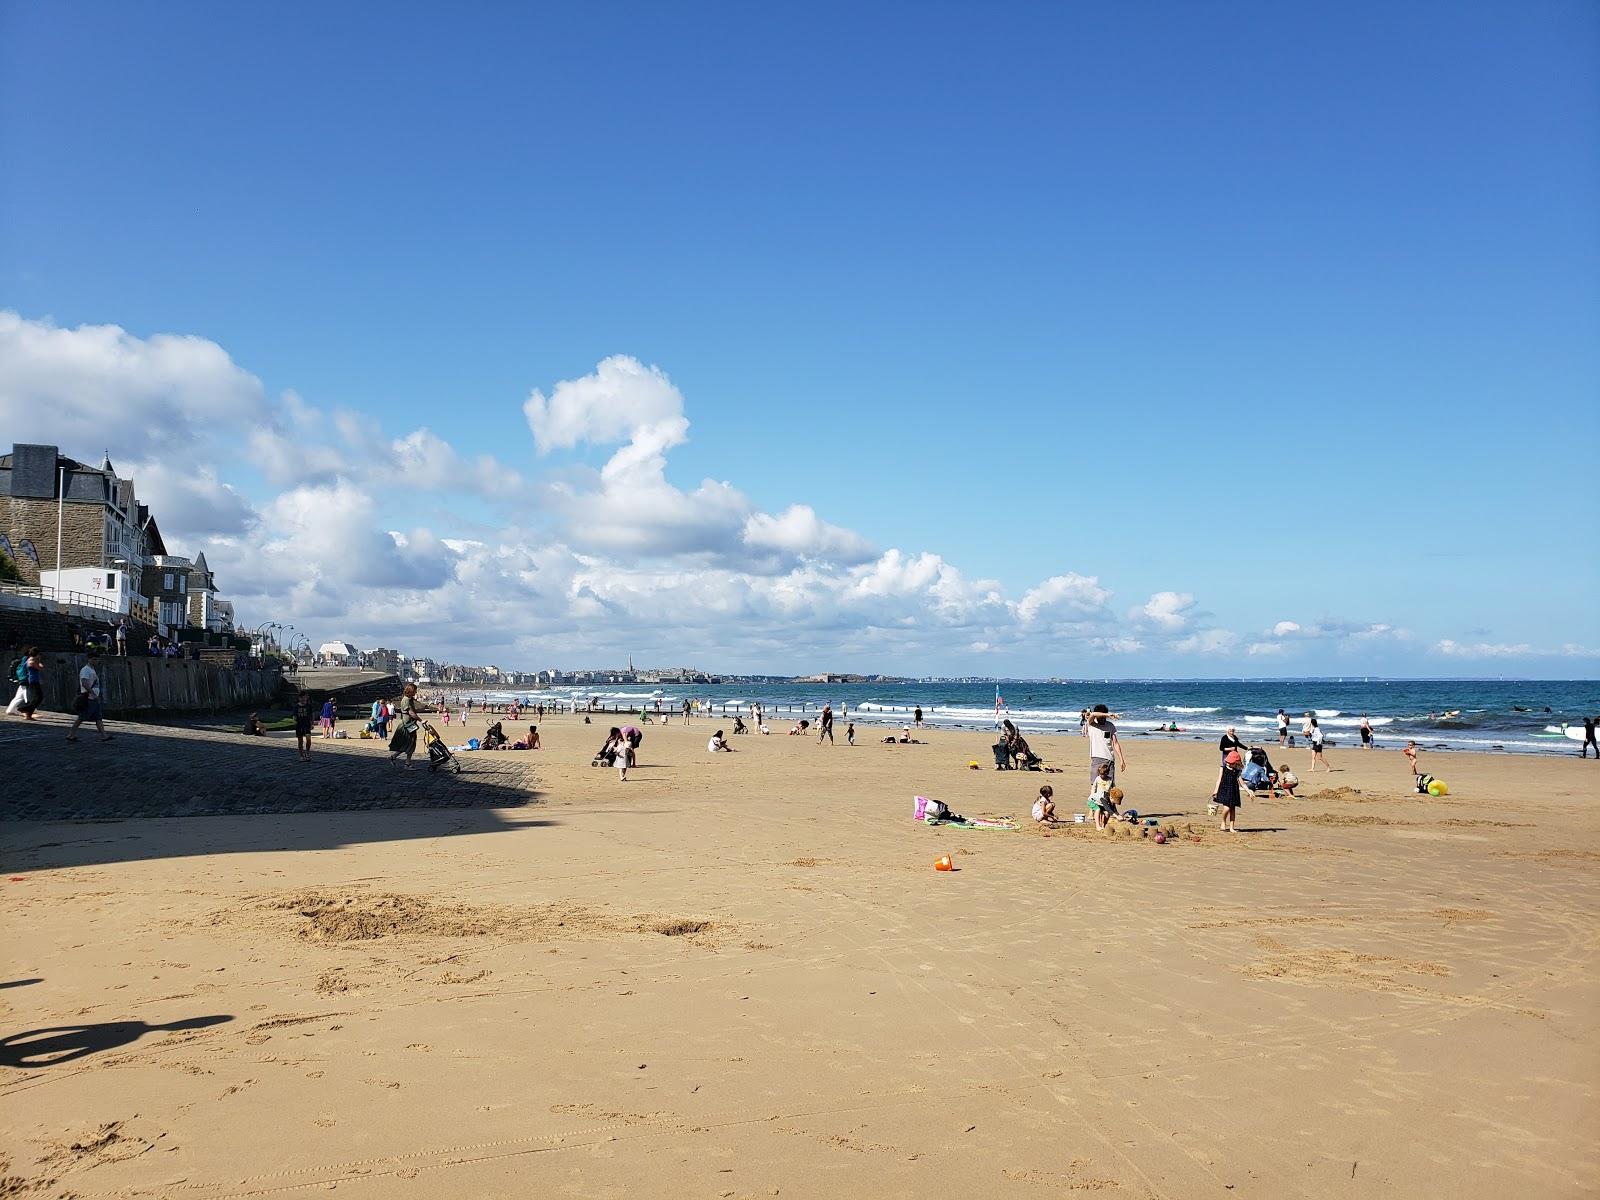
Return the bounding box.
[1032,784,1057,824]
[845,722,856,746]
[1277,764,1299,796]
[1087,762,1119,829]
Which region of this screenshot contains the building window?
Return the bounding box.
[179,576,186,593]
[164,572,174,590]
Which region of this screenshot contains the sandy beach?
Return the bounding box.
[3,709,1597,1198]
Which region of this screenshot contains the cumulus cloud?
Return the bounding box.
[0,311,266,458]
[524,357,877,572]
[123,459,256,539]
[1017,573,1110,624]
[1135,591,1195,630]
[524,355,688,455]
[13,313,1457,671]
[742,505,876,564]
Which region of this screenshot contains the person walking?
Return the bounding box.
[1309,718,1330,771]
[114,619,127,656]
[20,649,42,720]
[817,703,834,745]
[913,705,924,728]
[1582,716,1598,760]
[294,689,314,761]
[1086,704,1126,785]
[66,649,111,743]
[6,647,34,717]
[388,683,422,769]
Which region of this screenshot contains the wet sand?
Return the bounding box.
[3,713,1597,1197]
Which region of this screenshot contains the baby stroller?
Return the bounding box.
[482,720,507,750]
[421,722,460,774]
[1241,746,1276,798]
[592,736,618,767]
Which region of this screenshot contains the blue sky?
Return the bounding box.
[1,1,1596,675]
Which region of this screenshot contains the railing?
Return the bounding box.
[0,581,117,613]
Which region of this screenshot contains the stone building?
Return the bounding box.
[141,555,194,634]
[186,551,220,631]
[0,444,163,586]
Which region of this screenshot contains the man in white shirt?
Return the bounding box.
[67,649,111,743]
[1085,703,1126,785]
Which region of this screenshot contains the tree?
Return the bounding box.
[0,550,23,585]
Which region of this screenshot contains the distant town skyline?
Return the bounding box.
[1,4,1595,676]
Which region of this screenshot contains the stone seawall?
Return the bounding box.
[10,652,281,716]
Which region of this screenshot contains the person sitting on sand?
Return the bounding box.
[732,714,748,734]
[1087,762,1119,829]
[243,712,265,737]
[526,725,540,750]
[897,726,924,744]
[789,719,810,735]
[708,729,735,753]
[1032,785,1058,824]
[1008,730,1042,770]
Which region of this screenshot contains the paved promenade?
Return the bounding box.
[0,713,541,821]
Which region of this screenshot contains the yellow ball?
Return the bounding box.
[1427,780,1448,797]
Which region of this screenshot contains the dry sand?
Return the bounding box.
[3,712,1598,1197]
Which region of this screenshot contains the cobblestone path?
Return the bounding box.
[0,713,540,820]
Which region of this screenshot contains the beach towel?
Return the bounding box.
[913,795,1015,830]
[934,816,1017,830]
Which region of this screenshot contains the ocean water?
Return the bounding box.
[466,679,1600,757]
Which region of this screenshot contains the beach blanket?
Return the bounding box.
[913,795,1014,829]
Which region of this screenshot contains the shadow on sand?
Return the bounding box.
[0,718,554,871]
[0,1014,234,1068]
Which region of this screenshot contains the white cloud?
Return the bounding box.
[742,505,876,564]
[0,311,265,459]
[1172,629,1239,655]
[9,314,1470,672]
[1435,639,1532,659]
[1135,590,1195,630]
[1017,573,1111,624]
[123,459,256,539]
[524,355,687,455]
